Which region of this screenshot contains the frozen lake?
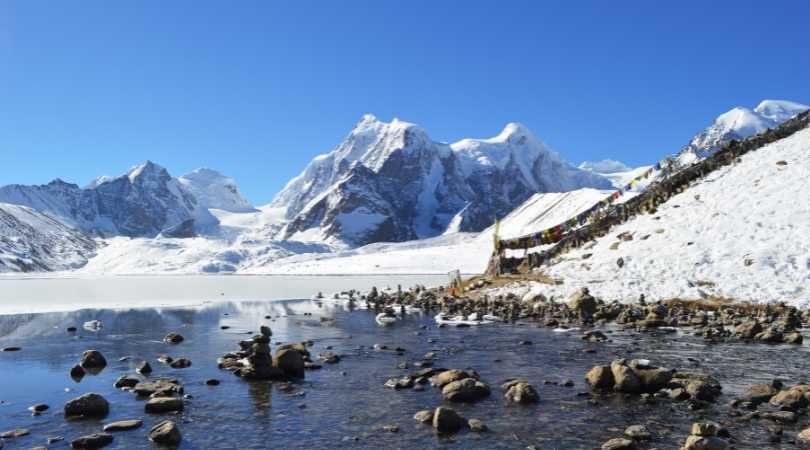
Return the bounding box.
[0,275,447,315]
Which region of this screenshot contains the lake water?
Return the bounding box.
[1,277,809,449]
[0,275,448,315]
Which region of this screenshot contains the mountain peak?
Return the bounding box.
[496,122,533,141]
[754,99,809,123]
[127,160,168,182]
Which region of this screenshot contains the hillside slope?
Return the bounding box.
[516,125,810,305]
[0,203,96,272]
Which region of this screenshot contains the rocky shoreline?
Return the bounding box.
[321,281,810,449]
[2,285,810,449]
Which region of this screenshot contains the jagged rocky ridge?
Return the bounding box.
[273,115,612,246]
[0,161,219,238]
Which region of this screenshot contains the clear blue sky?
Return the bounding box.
[1,1,808,205]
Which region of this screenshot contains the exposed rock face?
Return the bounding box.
[274,115,610,246]
[0,161,217,238]
[0,203,97,273]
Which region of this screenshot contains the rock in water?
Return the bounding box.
[79,350,107,370]
[113,375,140,389]
[103,420,143,432]
[70,364,86,382]
[432,407,464,433]
[0,428,30,438]
[601,437,636,450]
[503,380,540,404]
[586,365,614,390]
[274,348,305,378]
[441,378,491,402]
[70,433,113,449]
[64,393,109,418]
[145,397,184,414]
[136,361,152,375]
[568,288,597,322]
[149,420,182,446]
[468,418,487,432]
[413,410,433,423]
[163,332,184,344]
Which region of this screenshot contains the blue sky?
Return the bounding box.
[1,1,808,205]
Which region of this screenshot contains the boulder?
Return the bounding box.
[413,410,433,423]
[798,427,810,443]
[64,393,109,418]
[602,437,636,450]
[568,288,597,322]
[70,433,113,449]
[611,360,642,394]
[769,387,809,411]
[468,418,487,432]
[624,424,650,440]
[70,364,86,381]
[680,435,729,450]
[784,331,803,344]
[149,420,182,446]
[441,378,491,402]
[586,365,614,390]
[632,366,673,393]
[432,407,464,433]
[169,358,192,369]
[431,369,476,388]
[145,397,184,414]
[103,420,143,432]
[113,375,140,389]
[133,379,183,397]
[163,332,184,344]
[79,350,107,370]
[274,348,305,378]
[136,361,152,375]
[738,383,779,406]
[0,428,30,438]
[503,381,540,404]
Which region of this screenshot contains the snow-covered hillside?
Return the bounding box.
[263,188,621,275]
[0,161,217,238]
[677,100,808,167]
[273,114,611,246]
[0,203,96,272]
[503,125,810,306]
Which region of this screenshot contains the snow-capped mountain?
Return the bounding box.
[578,159,653,191]
[677,100,808,166]
[0,203,96,272]
[274,114,611,246]
[178,168,256,213]
[0,161,217,238]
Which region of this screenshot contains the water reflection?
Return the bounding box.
[1,299,809,449]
